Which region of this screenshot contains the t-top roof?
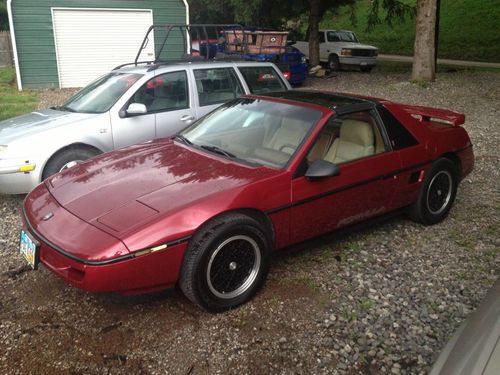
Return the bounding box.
[262,90,376,112]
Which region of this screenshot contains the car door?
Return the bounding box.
[154,70,197,138]
[191,66,244,118]
[319,31,329,61]
[110,75,157,149]
[289,109,402,244]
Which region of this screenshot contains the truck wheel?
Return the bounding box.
[328,55,340,71]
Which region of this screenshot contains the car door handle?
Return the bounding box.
[180,115,195,122]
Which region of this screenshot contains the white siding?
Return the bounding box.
[52,8,155,88]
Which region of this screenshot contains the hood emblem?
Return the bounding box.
[42,212,54,221]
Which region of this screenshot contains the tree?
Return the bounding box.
[1,0,8,31]
[367,0,440,82]
[412,0,438,81]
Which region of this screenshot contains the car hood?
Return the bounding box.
[0,108,97,142]
[337,42,377,50]
[47,139,279,236]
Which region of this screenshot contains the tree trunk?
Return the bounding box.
[412,0,437,81]
[308,0,321,67]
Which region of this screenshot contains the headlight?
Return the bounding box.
[341,48,352,57]
[301,55,307,64]
[0,145,8,158]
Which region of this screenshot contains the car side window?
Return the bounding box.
[377,105,418,150]
[238,66,287,94]
[194,68,243,107]
[131,71,189,113]
[307,111,386,165]
[326,31,340,42]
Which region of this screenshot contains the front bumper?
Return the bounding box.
[21,183,188,294]
[33,231,187,294]
[339,56,377,67]
[0,159,41,194]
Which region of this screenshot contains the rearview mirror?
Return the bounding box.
[126,103,147,116]
[305,160,340,180]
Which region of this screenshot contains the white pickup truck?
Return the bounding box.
[294,29,378,72]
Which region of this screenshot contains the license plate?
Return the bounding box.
[20,229,39,269]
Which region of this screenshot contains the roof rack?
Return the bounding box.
[112,24,297,70]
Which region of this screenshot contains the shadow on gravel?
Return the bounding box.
[272,209,405,263]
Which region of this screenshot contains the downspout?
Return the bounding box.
[7,0,22,90]
[182,0,191,53]
[182,0,190,24]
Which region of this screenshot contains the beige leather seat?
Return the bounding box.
[264,118,309,154]
[324,119,375,164]
[307,130,334,163]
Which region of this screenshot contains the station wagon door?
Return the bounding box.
[190,67,245,118]
[153,70,197,138]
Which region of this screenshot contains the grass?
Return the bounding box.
[0,67,37,121]
[318,0,500,63]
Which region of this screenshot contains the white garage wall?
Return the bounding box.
[52,8,155,88]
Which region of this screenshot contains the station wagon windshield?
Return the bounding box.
[60,73,143,113]
[180,98,322,168]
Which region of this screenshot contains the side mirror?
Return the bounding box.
[126,103,147,116]
[305,159,340,180]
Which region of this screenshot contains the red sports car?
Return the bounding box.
[20,91,474,312]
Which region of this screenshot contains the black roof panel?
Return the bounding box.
[262,90,374,110]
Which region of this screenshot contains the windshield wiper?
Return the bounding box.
[200,144,236,159]
[51,105,77,113]
[174,134,192,145]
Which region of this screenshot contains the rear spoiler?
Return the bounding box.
[402,105,465,126]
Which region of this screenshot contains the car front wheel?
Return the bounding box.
[42,147,100,180]
[408,158,459,225]
[179,213,271,312]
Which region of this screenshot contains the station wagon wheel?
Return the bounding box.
[42,147,100,180]
[408,158,458,225]
[58,160,83,172]
[179,213,271,312]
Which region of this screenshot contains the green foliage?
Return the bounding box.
[366,0,415,31]
[0,0,8,31]
[321,0,500,62]
[0,67,37,121]
[189,0,356,29]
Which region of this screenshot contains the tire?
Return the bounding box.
[328,54,340,71]
[408,158,459,225]
[179,213,271,312]
[42,147,100,180]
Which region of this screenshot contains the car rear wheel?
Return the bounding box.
[328,55,340,71]
[42,147,100,180]
[179,213,271,312]
[408,158,459,225]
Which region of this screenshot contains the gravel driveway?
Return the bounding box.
[1,71,499,375]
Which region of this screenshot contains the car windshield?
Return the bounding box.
[180,98,322,168]
[61,72,143,113]
[328,31,359,43]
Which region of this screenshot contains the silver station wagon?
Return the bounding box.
[0,61,290,194]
